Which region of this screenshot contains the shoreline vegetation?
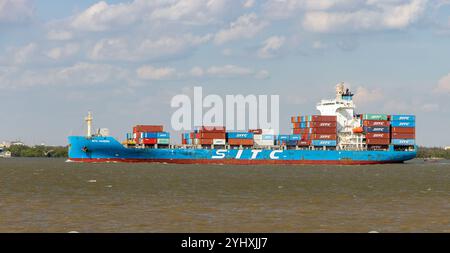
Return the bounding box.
[2,145,449,159]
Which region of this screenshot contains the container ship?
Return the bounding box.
[68,83,417,165]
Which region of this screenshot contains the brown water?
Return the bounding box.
[0,158,449,232]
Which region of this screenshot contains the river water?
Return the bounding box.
[0,158,449,232]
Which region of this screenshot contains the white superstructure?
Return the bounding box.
[316,82,365,150]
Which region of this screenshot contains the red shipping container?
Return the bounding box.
[363,120,390,127]
[310,115,337,122]
[228,139,254,146]
[142,138,157,144]
[199,139,213,145]
[201,126,226,132]
[391,127,415,134]
[366,139,390,145]
[201,132,226,139]
[308,121,337,128]
[297,140,311,146]
[291,116,296,123]
[292,128,337,134]
[392,133,415,139]
[133,125,163,133]
[248,129,262,134]
[366,133,390,139]
[311,134,337,140]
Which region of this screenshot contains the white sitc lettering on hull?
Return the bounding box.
[236,150,243,159]
[251,150,262,159]
[212,149,227,159]
[270,150,283,159]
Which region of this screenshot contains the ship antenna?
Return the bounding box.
[85,111,93,137]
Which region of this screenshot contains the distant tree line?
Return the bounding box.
[7,145,68,158]
[416,146,450,159]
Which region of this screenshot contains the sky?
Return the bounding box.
[1,0,450,146]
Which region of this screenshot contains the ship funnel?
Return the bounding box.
[336,82,345,100]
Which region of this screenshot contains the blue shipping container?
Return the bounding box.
[277,135,290,141]
[312,140,337,146]
[391,139,415,145]
[391,121,415,128]
[391,115,415,122]
[227,132,254,139]
[142,132,170,138]
[262,135,275,140]
[289,135,301,141]
[286,140,298,146]
[364,126,390,133]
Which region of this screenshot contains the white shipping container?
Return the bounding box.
[255,140,275,146]
[253,134,263,140]
[261,129,275,135]
[213,139,226,145]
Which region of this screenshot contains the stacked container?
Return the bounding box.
[183,126,226,146]
[132,125,169,146]
[252,129,275,146]
[390,115,416,146]
[291,115,337,147]
[361,114,390,148]
[227,132,254,146]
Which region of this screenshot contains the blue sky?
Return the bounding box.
[1,0,450,146]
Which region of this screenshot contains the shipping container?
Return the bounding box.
[366,133,390,139]
[141,132,170,138]
[248,129,262,134]
[157,138,170,144]
[297,140,311,146]
[226,132,254,139]
[362,114,388,121]
[311,140,337,146]
[311,134,337,140]
[391,121,415,128]
[367,145,389,150]
[391,139,415,145]
[261,129,276,135]
[289,135,301,141]
[141,138,157,145]
[262,134,275,140]
[363,120,390,127]
[309,115,337,122]
[199,139,213,145]
[277,135,290,141]
[292,128,337,134]
[391,115,415,121]
[213,139,226,145]
[228,139,254,146]
[254,139,274,146]
[201,126,226,132]
[201,132,226,139]
[133,125,164,133]
[391,127,415,134]
[391,133,415,139]
[366,139,390,145]
[363,126,390,133]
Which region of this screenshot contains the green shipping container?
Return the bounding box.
[157,138,170,144]
[363,114,388,121]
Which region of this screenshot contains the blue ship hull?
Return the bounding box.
[68,136,417,165]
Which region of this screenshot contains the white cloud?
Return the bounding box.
[0,0,33,23]
[190,66,204,77]
[257,36,285,58]
[47,30,73,41]
[12,43,37,65]
[205,64,269,79]
[89,34,211,61]
[214,13,267,44]
[353,86,384,106]
[302,0,428,32]
[0,62,130,89]
[243,0,255,8]
[436,73,450,93]
[136,65,177,80]
[46,44,80,60]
